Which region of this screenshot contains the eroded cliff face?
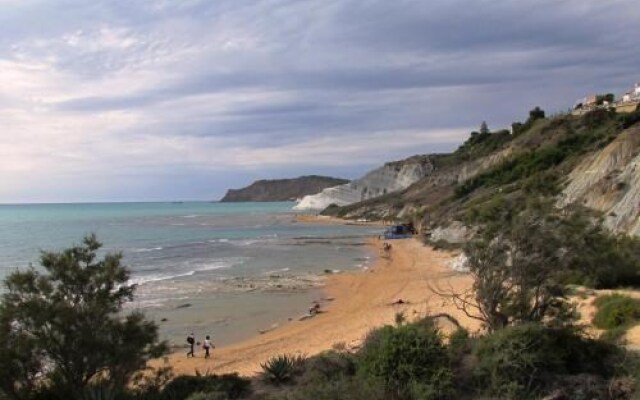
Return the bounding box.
[330,145,513,220]
[559,125,640,235]
[312,113,640,239]
[293,156,437,210]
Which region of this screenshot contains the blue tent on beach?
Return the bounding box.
[383,225,413,240]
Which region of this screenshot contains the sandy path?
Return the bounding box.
[155,238,478,376]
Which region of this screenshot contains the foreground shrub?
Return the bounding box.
[473,324,620,399]
[276,376,386,400]
[560,218,640,289]
[185,392,229,400]
[357,320,453,399]
[260,354,305,385]
[161,373,251,400]
[0,235,168,399]
[296,351,356,386]
[593,294,640,330]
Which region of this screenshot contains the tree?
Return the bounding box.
[0,235,168,399]
[433,199,572,332]
[528,106,545,121]
[511,122,524,136]
[480,121,490,135]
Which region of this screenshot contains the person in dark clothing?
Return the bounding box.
[186,332,195,357]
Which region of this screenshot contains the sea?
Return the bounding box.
[0,202,381,347]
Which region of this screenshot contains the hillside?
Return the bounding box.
[324,108,640,238]
[294,155,437,210]
[220,175,348,202]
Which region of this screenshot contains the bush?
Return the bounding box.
[185,392,229,400]
[559,219,640,289]
[593,294,640,330]
[447,328,471,361]
[277,376,386,400]
[260,354,305,385]
[161,373,251,400]
[357,321,454,399]
[0,235,168,399]
[619,109,640,129]
[473,324,620,399]
[455,146,566,197]
[297,351,356,385]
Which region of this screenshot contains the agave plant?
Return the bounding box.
[260,354,305,385]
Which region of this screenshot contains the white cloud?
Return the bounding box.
[0,0,639,202]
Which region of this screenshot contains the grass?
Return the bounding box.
[593,294,640,331]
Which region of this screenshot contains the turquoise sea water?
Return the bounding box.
[0,202,380,346]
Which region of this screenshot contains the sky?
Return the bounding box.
[1,0,639,203]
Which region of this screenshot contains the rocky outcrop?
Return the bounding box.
[329,146,513,220]
[559,125,640,235]
[221,175,348,202]
[430,221,472,244]
[293,156,436,210]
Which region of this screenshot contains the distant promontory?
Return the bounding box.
[220,175,349,202]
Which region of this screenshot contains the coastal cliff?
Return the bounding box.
[559,124,640,235]
[293,155,436,210]
[324,109,640,238]
[220,175,348,202]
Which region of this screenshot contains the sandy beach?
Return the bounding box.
[157,236,479,376]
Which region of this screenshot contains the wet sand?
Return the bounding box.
[295,214,388,227]
[156,237,479,376]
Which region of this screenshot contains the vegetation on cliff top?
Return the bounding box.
[220,175,348,202]
[323,107,640,228]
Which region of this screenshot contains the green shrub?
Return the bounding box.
[80,383,123,400]
[453,129,513,161]
[277,377,386,400]
[297,351,356,385]
[357,321,453,399]
[583,108,615,129]
[552,211,640,289]
[455,146,566,197]
[160,373,250,400]
[185,392,228,400]
[447,328,471,361]
[593,294,640,330]
[260,354,305,385]
[619,109,640,129]
[473,324,619,398]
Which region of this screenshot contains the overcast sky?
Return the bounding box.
[1,0,639,203]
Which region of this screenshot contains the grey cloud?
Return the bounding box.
[1,0,640,201]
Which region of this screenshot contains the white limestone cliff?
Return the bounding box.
[293,156,436,210]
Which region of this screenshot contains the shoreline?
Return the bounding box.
[294,213,388,227]
[155,236,479,376]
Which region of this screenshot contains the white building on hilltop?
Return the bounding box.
[621,83,640,103]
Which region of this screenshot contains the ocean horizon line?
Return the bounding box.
[0,200,297,207]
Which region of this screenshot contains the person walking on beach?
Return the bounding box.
[203,335,214,359]
[186,332,196,357]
